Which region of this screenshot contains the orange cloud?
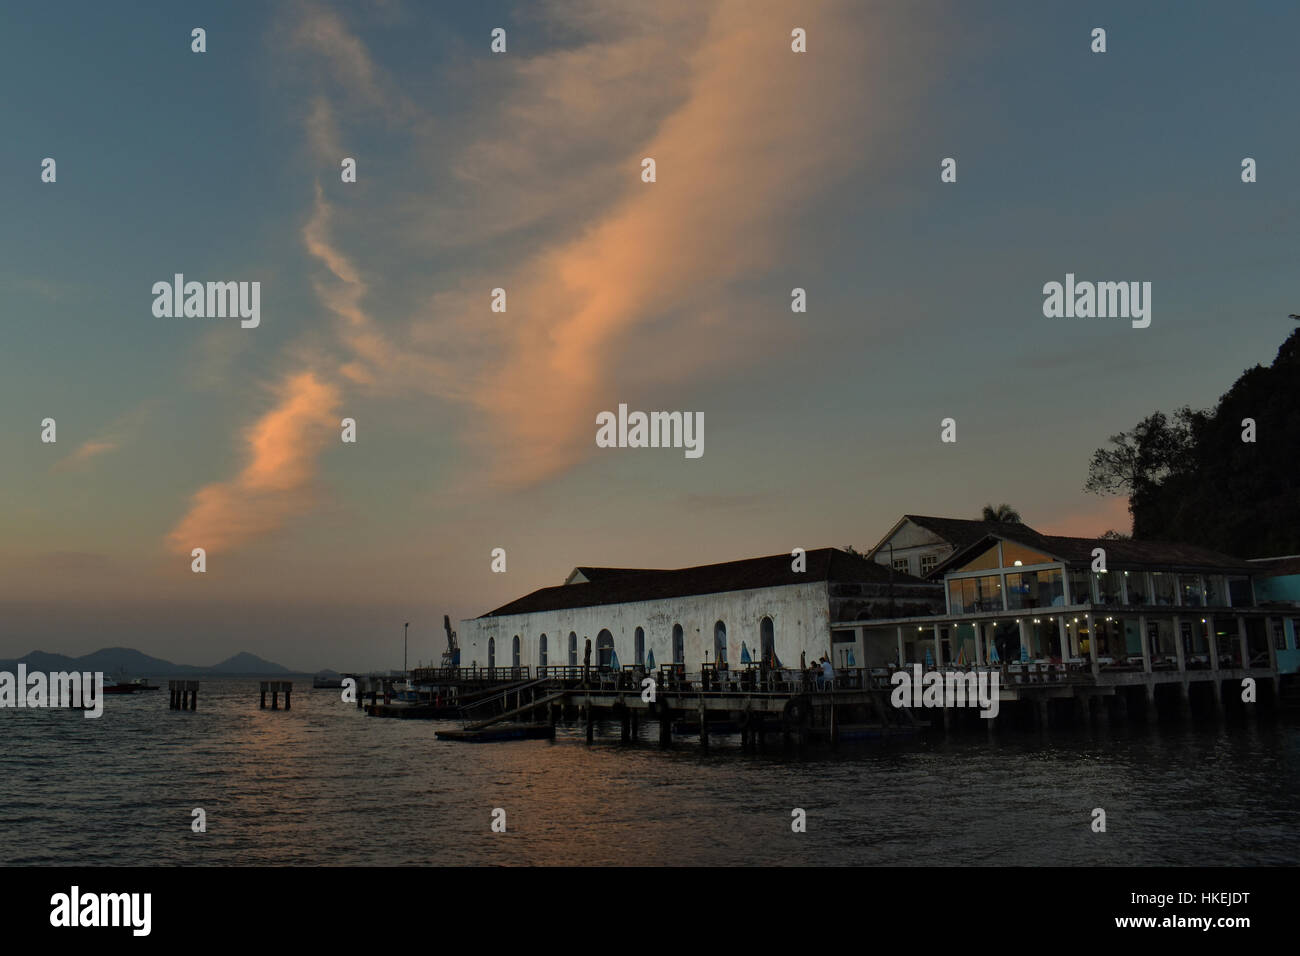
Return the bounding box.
[166,372,341,554]
[462,0,882,485]
[53,439,118,472]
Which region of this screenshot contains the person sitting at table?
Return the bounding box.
[820,656,835,689]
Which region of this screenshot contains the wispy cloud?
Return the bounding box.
[166,371,341,554]
[52,402,156,473]
[168,0,916,553]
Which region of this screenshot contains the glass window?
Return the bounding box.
[893,557,910,574]
[539,634,548,667]
[1179,575,1205,607]
[1001,541,1055,567]
[1151,573,1177,606]
[959,544,1002,572]
[949,578,1001,613]
[972,574,1003,611]
[920,554,940,576]
[1007,569,1064,609]
[1204,575,1227,606]
[1228,576,1252,607]
[1123,571,1149,605]
[1068,570,1093,604]
[1095,571,1121,605]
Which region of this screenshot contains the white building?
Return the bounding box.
[459,549,941,674]
[867,514,1041,579]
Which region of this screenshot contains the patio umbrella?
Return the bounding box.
[1020,644,1029,663]
[925,647,934,668]
[989,642,1000,664]
[956,645,967,667]
[646,648,656,670]
[740,641,752,664]
[846,649,856,667]
[610,649,620,670]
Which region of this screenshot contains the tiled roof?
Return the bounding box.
[934,528,1256,576]
[902,515,1045,550]
[482,548,934,618]
[566,567,666,584]
[1246,555,1300,577]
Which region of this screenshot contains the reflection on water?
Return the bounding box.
[1,679,1296,865]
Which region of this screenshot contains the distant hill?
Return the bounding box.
[209,652,290,675]
[0,647,295,676]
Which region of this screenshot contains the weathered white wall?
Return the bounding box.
[460,581,833,671]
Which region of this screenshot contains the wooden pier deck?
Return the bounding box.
[401,658,1290,746]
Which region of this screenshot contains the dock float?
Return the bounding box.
[435,723,556,743]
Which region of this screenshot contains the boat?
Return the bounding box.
[313,675,344,689]
[435,723,555,743]
[129,678,160,691]
[100,678,138,695]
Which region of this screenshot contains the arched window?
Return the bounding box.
[569,632,578,667]
[634,627,645,666]
[512,635,521,668]
[539,634,548,667]
[488,637,496,668]
[760,616,775,666]
[672,624,684,664]
[597,629,615,669]
[714,621,727,664]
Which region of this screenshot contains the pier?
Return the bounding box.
[405,655,1290,747]
[168,680,199,711]
[259,681,293,710]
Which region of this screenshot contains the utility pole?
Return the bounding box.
[404,622,410,673]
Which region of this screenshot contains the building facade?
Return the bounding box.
[459,549,942,674]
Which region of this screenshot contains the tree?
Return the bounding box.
[1085,328,1300,554]
[980,503,1022,523]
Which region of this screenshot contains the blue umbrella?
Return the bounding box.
[925,648,934,668]
[1020,644,1029,662]
[846,649,856,667]
[610,649,620,670]
[989,641,1000,664]
[740,641,752,664]
[646,648,656,670]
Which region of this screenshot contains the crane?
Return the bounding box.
[441,615,460,667]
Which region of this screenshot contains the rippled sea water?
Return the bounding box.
[2,679,1296,866]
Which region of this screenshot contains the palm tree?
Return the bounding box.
[981,503,1022,523]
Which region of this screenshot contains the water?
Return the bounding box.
[2,679,1296,865]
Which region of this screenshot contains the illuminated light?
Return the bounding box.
[1014,560,1023,566]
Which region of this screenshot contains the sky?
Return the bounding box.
[1,0,1297,671]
